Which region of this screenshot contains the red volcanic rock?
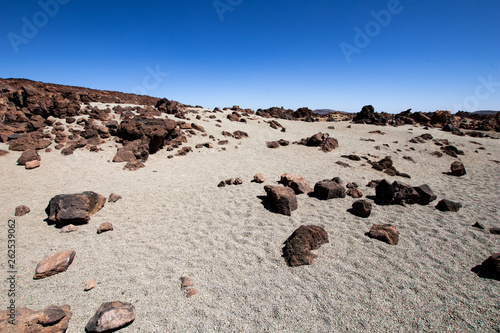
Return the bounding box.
[227,112,241,122]
[117,118,177,154]
[15,205,30,216]
[17,149,40,165]
[113,139,149,162]
[45,191,106,225]
[321,137,339,152]
[450,161,466,176]
[282,225,329,267]
[254,173,265,183]
[264,185,298,216]
[123,161,145,171]
[0,304,72,333]
[347,187,363,198]
[369,224,399,245]
[266,141,280,149]
[60,224,78,233]
[233,130,249,139]
[25,160,41,169]
[155,98,185,114]
[33,249,76,279]
[314,180,346,200]
[9,132,51,151]
[0,149,9,156]
[97,222,114,234]
[108,193,122,203]
[191,123,205,132]
[84,278,97,291]
[280,173,313,194]
[85,301,136,332]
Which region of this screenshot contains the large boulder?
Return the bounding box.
[375,179,420,205]
[314,180,346,199]
[282,225,329,267]
[0,304,72,333]
[264,185,298,216]
[116,118,177,154]
[45,191,106,225]
[280,173,313,194]
[33,249,76,279]
[85,301,136,332]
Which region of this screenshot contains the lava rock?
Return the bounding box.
[282,225,329,267]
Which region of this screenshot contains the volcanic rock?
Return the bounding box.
[266,141,280,149]
[60,224,78,233]
[117,117,177,154]
[123,160,145,171]
[84,279,97,291]
[85,301,136,332]
[368,224,399,245]
[320,137,339,152]
[472,253,500,281]
[253,173,265,183]
[280,173,313,194]
[413,184,437,205]
[33,249,76,279]
[97,222,113,234]
[347,187,363,198]
[435,199,462,212]
[25,160,41,169]
[15,205,30,216]
[264,185,298,216]
[9,132,51,151]
[450,161,466,176]
[314,180,346,200]
[45,191,106,225]
[282,225,329,267]
[0,304,72,333]
[375,179,419,205]
[17,149,40,165]
[108,193,122,203]
[351,200,372,218]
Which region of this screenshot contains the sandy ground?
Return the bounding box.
[1,106,499,332]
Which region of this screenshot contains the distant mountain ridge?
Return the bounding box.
[472,110,499,115]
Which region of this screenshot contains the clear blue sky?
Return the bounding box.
[1,0,499,113]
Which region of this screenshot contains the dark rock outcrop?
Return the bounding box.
[45,191,106,225]
[471,253,500,281]
[375,179,420,205]
[435,199,462,212]
[368,224,399,245]
[351,200,372,218]
[282,225,329,267]
[413,184,437,205]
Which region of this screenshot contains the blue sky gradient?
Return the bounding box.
[1,0,499,113]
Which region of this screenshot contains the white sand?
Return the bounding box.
[1,108,499,332]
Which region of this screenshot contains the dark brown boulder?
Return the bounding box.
[33,249,76,279]
[320,137,339,152]
[9,132,51,151]
[282,225,329,267]
[375,179,420,205]
[85,301,136,332]
[155,98,185,114]
[306,132,324,146]
[15,205,30,216]
[351,200,372,218]
[413,184,437,205]
[0,304,72,333]
[266,141,280,149]
[264,185,298,216]
[314,180,346,200]
[368,224,399,245]
[45,191,106,225]
[280,173,313,194]
[471,253,500,281]
[116,118,177,154]
[450,161,466,176]
[123,161,145,171]
[16,149,40,165]
[435,199,462,212]
[113,139,149,162]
